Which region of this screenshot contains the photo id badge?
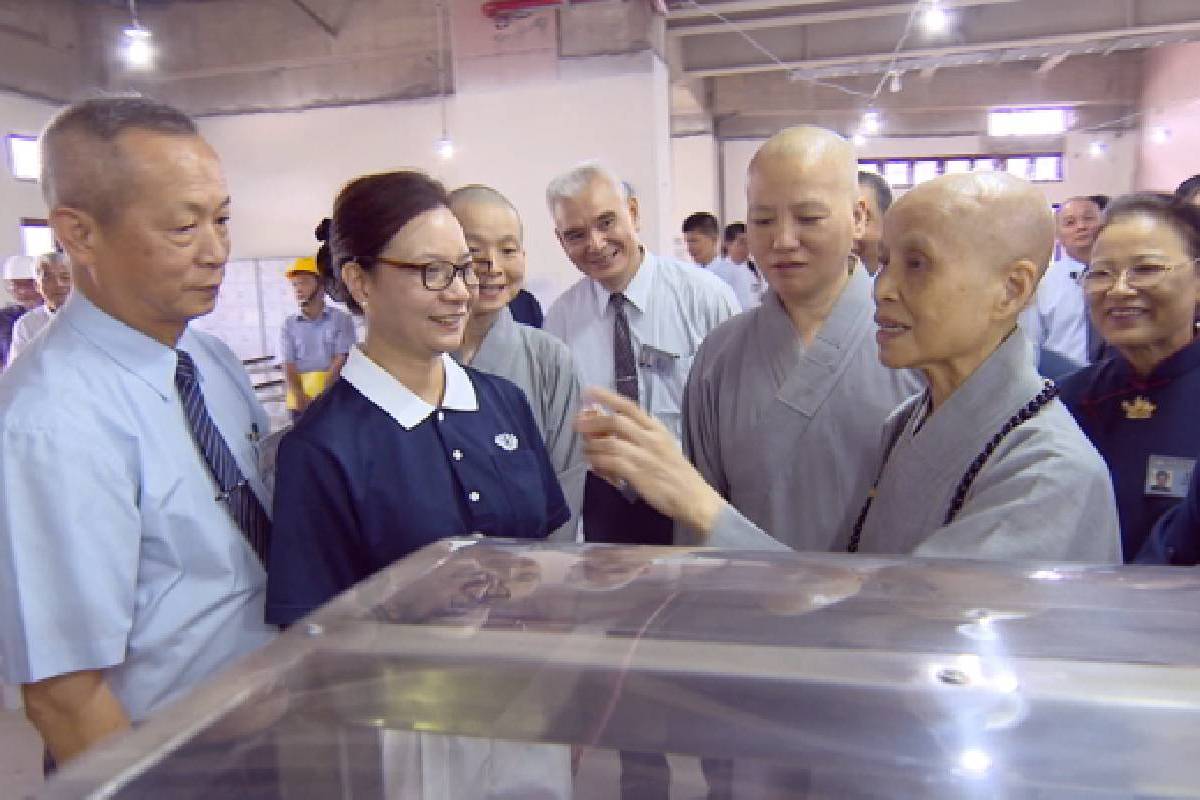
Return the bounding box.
[638,344,678,373]
[1145,455,1195,499]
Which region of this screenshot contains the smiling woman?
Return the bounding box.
[265,171,570,628]
[1059,193,1200,562]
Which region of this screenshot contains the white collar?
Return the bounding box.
[340,346,478,430]
[588,247,656,317]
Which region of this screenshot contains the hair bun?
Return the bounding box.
[314,217,332,243]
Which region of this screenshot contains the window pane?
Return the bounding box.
[944,159,972,174]
[912,160,940,185]
[1033,155,1062,182]
[883,161,911,187]
[987,108,1068,137]
[972,158,997,172]
[1005,157,1032,179]
[7,135,40,181]
[20,222,53,257]
[858,162,881,174]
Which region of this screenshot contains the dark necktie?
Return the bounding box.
[175,350,272,564]
[610,293,639,403]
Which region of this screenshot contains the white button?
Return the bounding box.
[452,449,463,461]
[468,491,481,502]
[437,411,445,422]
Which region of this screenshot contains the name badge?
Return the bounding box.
[638,344,678,372]
[1145,455,1195,499]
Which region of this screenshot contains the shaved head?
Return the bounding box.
[449,184,523,239]
[749,125,859,194]
[895,172,1056,278]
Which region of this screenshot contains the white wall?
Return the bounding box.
[200,52,673,309]
[670,133,717,261]
[1136,43,1200,192]
[0,91,57,254]
[720,131,1138,222]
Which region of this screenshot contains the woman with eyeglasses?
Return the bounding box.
[1059,193,1200,563]
[266,171,569,626]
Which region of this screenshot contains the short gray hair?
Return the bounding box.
[545,161,630,212]
[40,95,199,219]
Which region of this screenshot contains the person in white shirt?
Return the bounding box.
[682,211,759,311]
[723,221,766,308]
[8,252,71,363]
[1020,196,1103,365]
[544,162,737,800]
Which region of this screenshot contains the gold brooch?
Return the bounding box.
[1121,396,1156,420]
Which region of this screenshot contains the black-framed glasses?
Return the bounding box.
[374,257,479,290]
[1081,258,1197,295]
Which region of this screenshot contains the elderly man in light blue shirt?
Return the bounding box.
[0,97,276,766]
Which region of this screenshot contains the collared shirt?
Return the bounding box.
[455,308,586,540]
[706,256,763,311]
[0,303,29,369]
[8,303,55,363]
[279,305,356,374]
[266,346,569,626]
[544,249,739,440]
[682,268,921,552]
[1060,336,1200,561]
[0,293,275,722]
[708,330,1122,565]
[1020,252,1089,365]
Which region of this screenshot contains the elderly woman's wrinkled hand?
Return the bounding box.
[574,387,726,535]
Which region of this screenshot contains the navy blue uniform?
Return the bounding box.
[1138,452,1200,565]
[508,289,544,328]
[266,355,568,626]
[1059,338,1200,561]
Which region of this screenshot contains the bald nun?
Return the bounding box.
[580,172,1121,563]
[681,125,919,552]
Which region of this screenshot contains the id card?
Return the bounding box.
[638,344,678,372]
[1145,455,1195,499]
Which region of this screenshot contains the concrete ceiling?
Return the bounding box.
[665,0,1200,137]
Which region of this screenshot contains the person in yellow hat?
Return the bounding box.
[279,255,355,420]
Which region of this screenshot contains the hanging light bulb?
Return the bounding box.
[121,1,154,69]
[922,1,950,35]
[862,110,882,135]
[1088,140,1107,159]
[852,132,868,147]
[1150,126,1171,144]
[436,135,455,160]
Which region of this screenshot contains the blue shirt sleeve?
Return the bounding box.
[266,431,364,625]
[279,319,297,364]
[0,423,139,683]
[333,311,356,356]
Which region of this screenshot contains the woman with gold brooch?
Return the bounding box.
[1059,194,1200,562]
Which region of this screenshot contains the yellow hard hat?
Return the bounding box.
[286,256,320,278]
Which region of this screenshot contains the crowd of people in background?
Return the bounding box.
[1,94,1199,797]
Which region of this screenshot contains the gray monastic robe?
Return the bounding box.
[681,265,920,551]
[708,329,1122,563]
[456,308,585,540]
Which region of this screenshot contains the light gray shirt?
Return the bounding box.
[545,249,739,440]
[683,266,920,551]
[455,308,585,540]
[709,329,1122,564]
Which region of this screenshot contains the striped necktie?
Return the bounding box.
[175,350,271,564]
[610,292,639,403]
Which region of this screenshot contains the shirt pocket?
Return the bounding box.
[645,351,696,431]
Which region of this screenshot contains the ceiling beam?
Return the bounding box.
[668,0,1017,37]
[1036,52,1068,73]
[684,20,1200,77]
[668,0,866,22]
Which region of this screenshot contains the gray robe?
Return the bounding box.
[682,266,920,551]
[709,330,1123,564]
[456,309,585,541]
